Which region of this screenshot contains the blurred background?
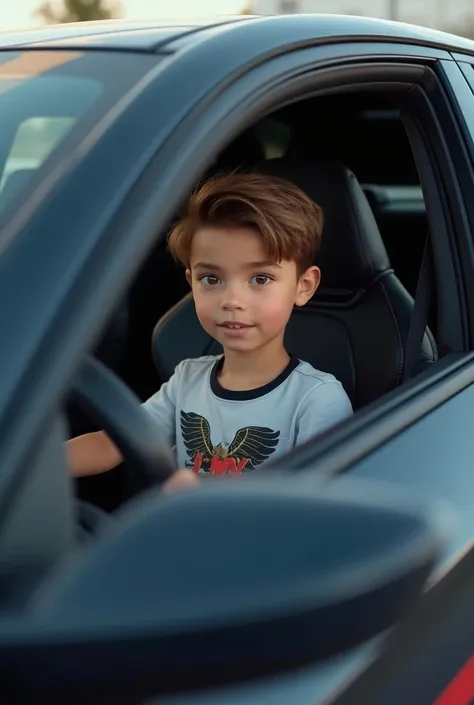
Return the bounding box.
[1,0,473,39]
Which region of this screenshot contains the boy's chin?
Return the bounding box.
[212,328,284,354]
[220,339,257,353]
[215,333,261,354]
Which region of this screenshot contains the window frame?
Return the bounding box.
[102,45,473,473]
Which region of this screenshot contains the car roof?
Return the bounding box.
[0,14,474,55]
[0,16,254,51]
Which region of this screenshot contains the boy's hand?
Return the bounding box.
[162,469,199,494]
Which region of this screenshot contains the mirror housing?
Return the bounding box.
[0,476,453,703]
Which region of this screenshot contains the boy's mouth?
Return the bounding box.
[217,322,254,330]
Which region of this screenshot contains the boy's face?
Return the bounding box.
[186,226,320,354]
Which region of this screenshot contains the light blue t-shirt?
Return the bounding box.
[142,355,353,475]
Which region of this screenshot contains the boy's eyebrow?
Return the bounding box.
[246,260,282,269]
[193,262,222,270]
[193,260,281,270]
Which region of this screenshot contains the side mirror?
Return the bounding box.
[0,477,453,704]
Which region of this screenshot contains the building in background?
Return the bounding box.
[252,0,470,31]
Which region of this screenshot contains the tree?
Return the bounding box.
[35,0,122,24]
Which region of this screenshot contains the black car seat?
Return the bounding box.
[286,97,427,299]
[151,158,437,410]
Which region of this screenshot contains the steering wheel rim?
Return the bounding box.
[70,356,177,489]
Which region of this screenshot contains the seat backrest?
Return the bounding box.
[152,158,437,409]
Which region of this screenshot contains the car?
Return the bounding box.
[0,11,473,705]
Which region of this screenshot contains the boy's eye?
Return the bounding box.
[251,274,272,286]
[199,274,220,287]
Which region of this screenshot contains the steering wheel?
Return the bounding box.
[70,356,177,507]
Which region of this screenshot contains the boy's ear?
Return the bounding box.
[295,266,321,307]
[185,268,192,287]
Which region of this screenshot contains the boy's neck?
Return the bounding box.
[218,341,291,391]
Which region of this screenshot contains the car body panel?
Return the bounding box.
[327,546,474,705]
[150,643,377,705]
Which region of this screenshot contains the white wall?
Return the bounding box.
[253,0,473,30]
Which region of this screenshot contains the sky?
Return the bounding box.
[0,0,469,33]
[0,0,246,31]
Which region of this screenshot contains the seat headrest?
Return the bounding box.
[253,158,390,290]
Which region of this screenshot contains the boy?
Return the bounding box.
[67,172,353,492]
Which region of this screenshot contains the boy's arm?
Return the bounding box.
[68,433,198,494]
[295,381,353,446]
[67,431,122,477]
[67,363,184,479]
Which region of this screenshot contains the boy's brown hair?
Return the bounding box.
[168,171,324,275]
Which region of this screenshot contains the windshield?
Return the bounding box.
[0,50,159,215]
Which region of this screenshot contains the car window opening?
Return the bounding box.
[62,89,438,511]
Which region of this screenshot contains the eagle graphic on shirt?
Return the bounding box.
[181,410,280,475]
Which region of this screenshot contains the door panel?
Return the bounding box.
[341,374,474,561]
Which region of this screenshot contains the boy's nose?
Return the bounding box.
[221,296,245,311]
[220,287,245,311]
